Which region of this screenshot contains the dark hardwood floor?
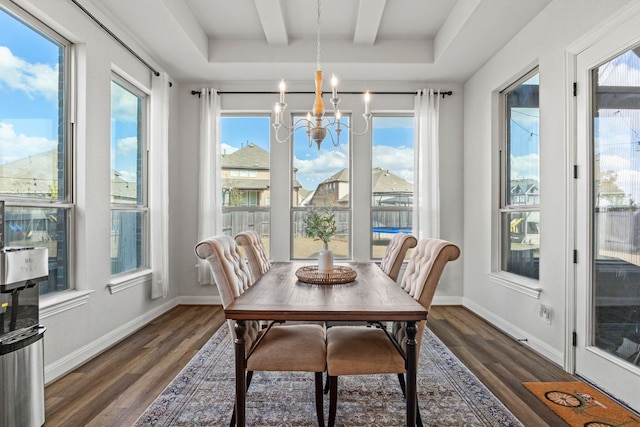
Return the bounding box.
[427,306,575,426]
[44,305,574,426]
[44,305,225,426]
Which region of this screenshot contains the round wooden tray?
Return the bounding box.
[295,265,357,285]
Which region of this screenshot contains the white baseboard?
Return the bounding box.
[177,295,221,305]
[44,297,180,384]
[463,298,564,366]
[431,295,464,305]
[44,295,222,384]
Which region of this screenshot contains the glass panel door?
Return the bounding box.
[591,47,640,368]
[575,14,640,410]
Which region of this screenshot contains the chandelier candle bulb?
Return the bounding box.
[331,74,338,99]
[274,103,281,125]
[364,91,371,114]
[279,79,286,103]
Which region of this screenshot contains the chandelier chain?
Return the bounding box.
[316,0,321,71]
[272,0,371,149]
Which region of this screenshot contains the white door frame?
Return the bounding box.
[566,1,640,410]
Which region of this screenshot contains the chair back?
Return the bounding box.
[379,233,418,282]
[194,235,261,350]
[392,238,460,353]
[235,230,271,283]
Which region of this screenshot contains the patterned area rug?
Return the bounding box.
[523,381,640,426]
[134,326,522,426]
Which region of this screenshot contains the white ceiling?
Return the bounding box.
[87,0,552,85]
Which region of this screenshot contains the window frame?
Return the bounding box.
[109,72,150,278]
[0,2,74,296]
[497,67,541,283]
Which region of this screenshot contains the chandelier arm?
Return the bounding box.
[350,116,371,136]
[272,117,316,143]
[322,114,370,136]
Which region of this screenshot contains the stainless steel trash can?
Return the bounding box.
[0,326,45,427]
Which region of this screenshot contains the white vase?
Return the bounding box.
[318,242,334,274]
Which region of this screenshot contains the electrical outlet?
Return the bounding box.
[539,304,551,324]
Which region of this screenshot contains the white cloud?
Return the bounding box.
[510,153,539,180]
[111,82,140,122]
[221,143,238,156]
[118,169,137,183]
[599,56,640,86]
[597,154,640,203]
[0,122,56,164]
[372,145,414,183]
[599,154,631,172]
[294,147,348,188]
[117,137,138,155]
[616,169,640,203]
[0,46,58,101]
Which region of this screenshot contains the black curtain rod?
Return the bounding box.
[191,90,453,98]
[69,0,161,77]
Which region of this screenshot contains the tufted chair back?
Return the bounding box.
[391,238,460,352]
[379,233,418,282]
[235,230,271,283]
[194,235,262,352]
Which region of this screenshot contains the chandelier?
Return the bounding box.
[272,0,371,149]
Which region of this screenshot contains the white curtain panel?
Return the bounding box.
[149,71,171,299]
[197,89,222,285]
[414,89,441,239]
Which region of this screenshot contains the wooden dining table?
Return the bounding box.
[224,261,429,427]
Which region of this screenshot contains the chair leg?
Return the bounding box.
[417,400,424,427]
[398,373,423,427]
[229,371,254,427]
[397,373,407,398]
[324,371,330,394]
[315,372,325,427]
[328,376,338,427]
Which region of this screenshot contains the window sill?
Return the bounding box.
[40,289,94,319]
[108,269,152,294]
[488,272,542,299]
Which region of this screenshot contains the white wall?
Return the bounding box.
[9,0,181,383]
[173,81,465,303]
[462,0,633,364]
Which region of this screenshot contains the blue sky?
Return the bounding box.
[1,7,138,183]
[0,9,61,165]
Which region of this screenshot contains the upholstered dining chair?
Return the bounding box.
[234,230,271,284]
[325,238,460,427]
[195,235,327,427]
[379,232,418,282]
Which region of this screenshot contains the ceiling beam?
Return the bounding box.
[254,0,289,46]
[353,0,386,45]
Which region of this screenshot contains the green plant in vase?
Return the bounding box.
[303,208,336,273]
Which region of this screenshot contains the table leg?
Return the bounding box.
[234,320,247,427]
[405,320,417,427]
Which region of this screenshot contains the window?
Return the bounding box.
[220,116,271,255]
[0,5,71,295]
[500,69,540,280]
[371,115,415,258]
[291,115,350,259]
[110,75,148,276]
